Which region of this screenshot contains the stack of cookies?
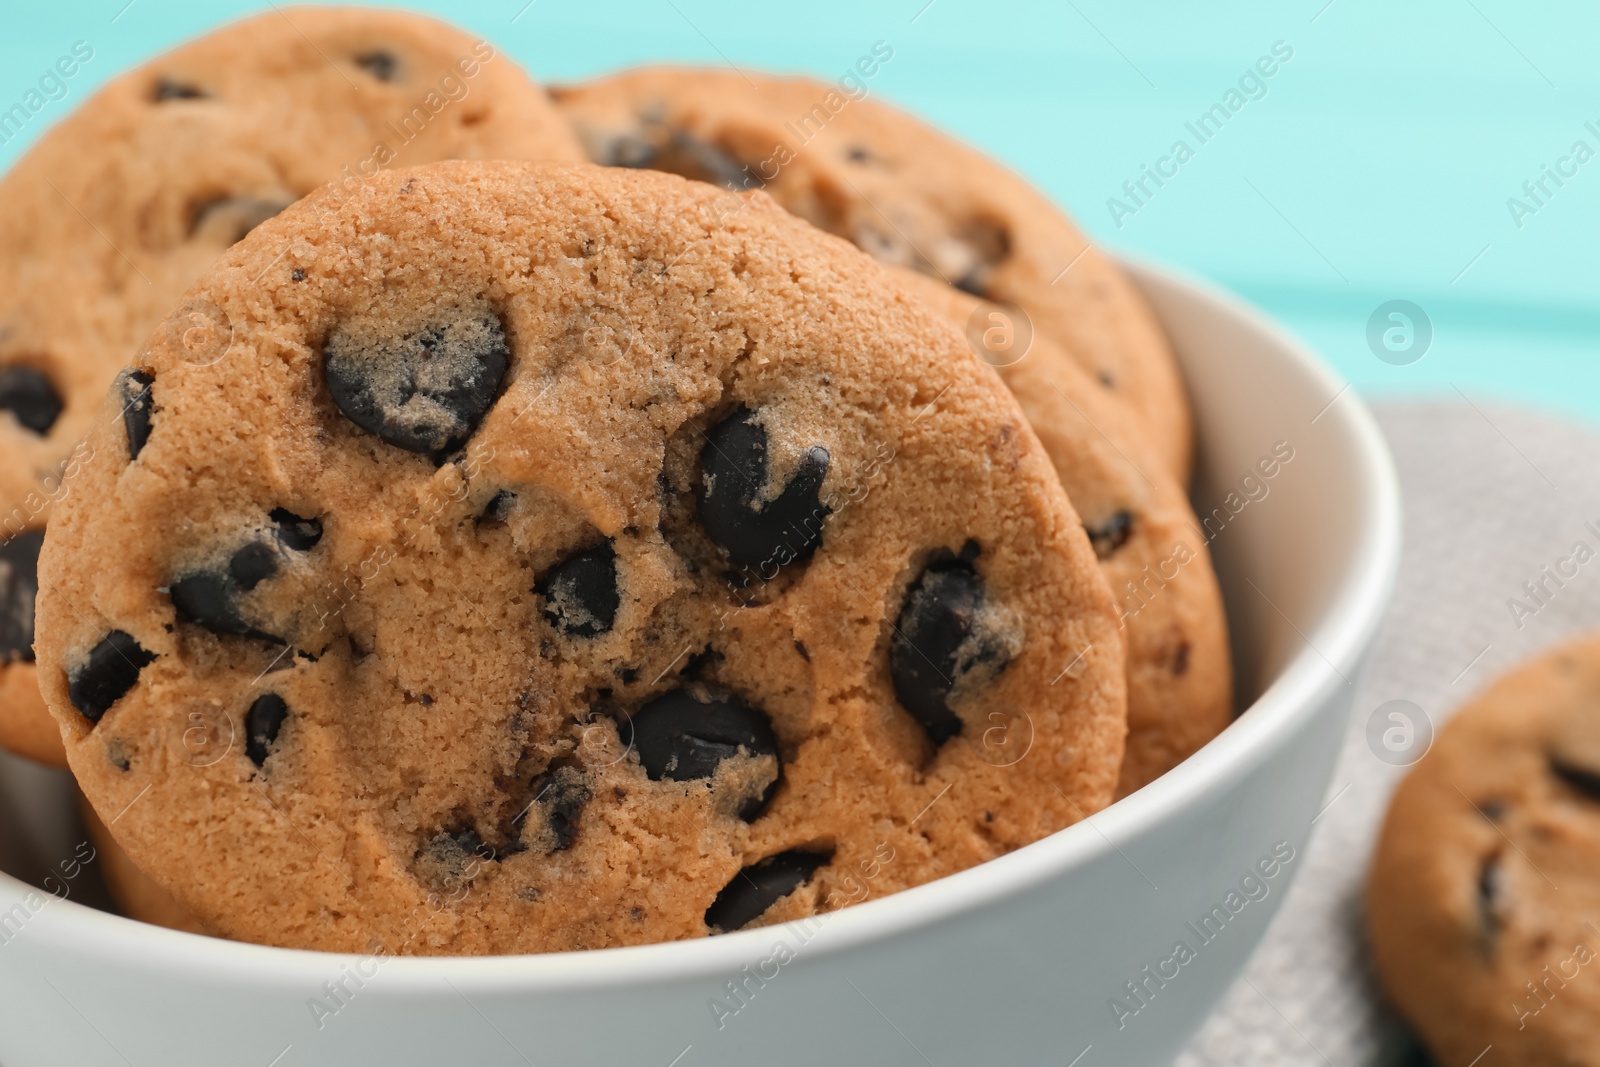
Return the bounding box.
[0,8,1233,954]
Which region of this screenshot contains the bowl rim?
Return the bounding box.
[0,254,1402,991]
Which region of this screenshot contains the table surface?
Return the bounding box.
[2,0,1595,426]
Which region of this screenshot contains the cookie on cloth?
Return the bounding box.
[1368,633,1600,1067]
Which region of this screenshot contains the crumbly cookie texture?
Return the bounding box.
[81,794,210,936]
[1368,634,1600,1067]
[890,270,1229,796]
[551,67,1192,480]
[0,6,583,766]
[38,160,1127,955]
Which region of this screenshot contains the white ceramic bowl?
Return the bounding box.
[0,258,1400,1067]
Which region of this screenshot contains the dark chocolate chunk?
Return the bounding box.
[698,406,830,570]
[0,529,43,663]
[537,541,619,637]
[152,79,206,102]
[230,541,277,589]
[417,827,496,888]
[169,541,283,642]
[601,133,658,169]
[705,850,830,932]
[290,268,306,282]
[269,508,322,551]
[324,307,509,454]
[655,131,758,191]
[120,369,155,459]
[67,631,156,723]
[478,490,514,525]
[625,688,780,819]
[1086,510,1134,559]
[953,273,987,298]
[244,693,288,766]
[355,51,399,81]
[1476,853,1504,957]
[890,555,1013,746]
[1171,640,1191,677]
[188,196,291,246]
[522,766,590,851]
[1550,755,1600,800]
[0,367,63,435]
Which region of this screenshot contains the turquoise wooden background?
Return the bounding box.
[3,1,1594,422]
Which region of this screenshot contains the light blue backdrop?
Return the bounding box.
[3,1,1594,423]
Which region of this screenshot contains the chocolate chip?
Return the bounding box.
[188,196,291,246]
[953,273,987,298]
[1172,640,1191,677]
[291,268,306,282]
[1477,853,1504,957]
[538,542,619,638]
[355,51,398,82]
[846,146,872,163]
[655,131,757,191]
[152,79,206,102]
[1550,755,1600,800]
[67,631,156,723]
[230,542,277,589]
[245,693,288,766]
[600,133,658,169]
[324,307,509,454]
[169,541,284,643]
[890,555,1013,746]
[120,369,155,459]
[698,406,830,570]
[520,765,590,852]
[0,367,62,435]
[416,827,495,888]
[625,688,780,819]
[705,850,830,932]
[1086,511,1134,559]
[270,508,322,551]
[478,490,514,525]
[0,529,42,663]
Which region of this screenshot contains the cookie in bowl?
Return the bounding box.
[0,5,583,766]
[552,67,1193,481]
[36,160,1128,955]
[890,269,1230,796]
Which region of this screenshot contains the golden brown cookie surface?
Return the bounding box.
[80,795,210,936]
[38,160,1126,955]
[552,67,1192,479]
[891,270,1229,796]
[1368,634,1600,1066]
[0,6,583,765]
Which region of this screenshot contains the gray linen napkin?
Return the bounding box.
[1179,399,1600,1066]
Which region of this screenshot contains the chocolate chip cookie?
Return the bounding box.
[892,270,1230,795]
[0,6,583,765]
[1368,635,1600,1066]
[551,67,1193,479]
[36,160,1127,955]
